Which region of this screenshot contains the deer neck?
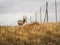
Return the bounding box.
[23,19,26,23]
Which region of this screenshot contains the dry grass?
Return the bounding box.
[0,22,60,45]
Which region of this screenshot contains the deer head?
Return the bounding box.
[23,16,27,23]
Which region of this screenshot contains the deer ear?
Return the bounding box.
[23,16,27,19]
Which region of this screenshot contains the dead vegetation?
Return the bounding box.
[0,22,60,45]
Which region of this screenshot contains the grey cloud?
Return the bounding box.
[0,0,42,13]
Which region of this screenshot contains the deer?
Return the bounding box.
[17,16,27,29]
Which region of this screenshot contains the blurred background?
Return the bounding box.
[0,0,60,25]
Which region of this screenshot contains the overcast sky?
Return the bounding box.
[0,0,60,25]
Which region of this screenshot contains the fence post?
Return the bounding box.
[44,2,48,22]
[35,11,37,22]
[55,0,57,22]
[40,6,41,23]
[30,16,32,23]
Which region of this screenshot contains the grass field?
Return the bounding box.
[0,22,60,45]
